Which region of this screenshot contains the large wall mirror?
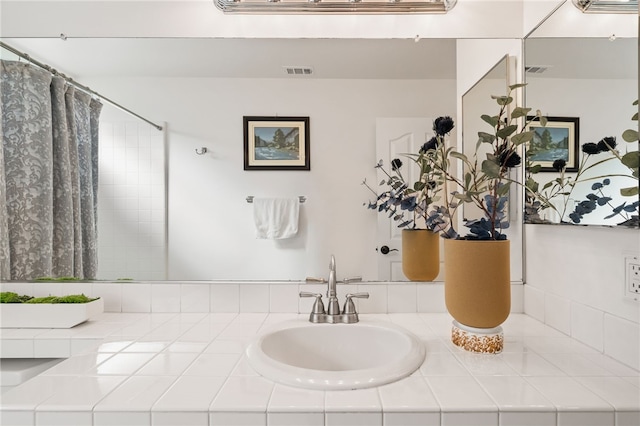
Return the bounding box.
[524,2,638,227]
[0,37,458,282]
[461,55,510,223]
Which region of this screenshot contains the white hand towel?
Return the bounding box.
[253,197,300,239]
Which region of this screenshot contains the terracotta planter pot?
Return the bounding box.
[401,229,439,282]
[444,239,510,328]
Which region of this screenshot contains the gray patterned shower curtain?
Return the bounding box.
[0,60,102,280]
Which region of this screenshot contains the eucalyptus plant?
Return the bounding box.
[362,117,454,232]
[437,83,544,240]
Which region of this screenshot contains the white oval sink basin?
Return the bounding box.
[246,320,425,390]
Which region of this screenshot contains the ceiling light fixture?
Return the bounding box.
[214,0,457,14]
[572,0,638,13]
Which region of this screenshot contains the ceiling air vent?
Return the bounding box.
[283,66,314,76]
[525,66,551,74]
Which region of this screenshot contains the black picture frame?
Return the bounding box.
[243,116,310,171]
[526,116,580,172]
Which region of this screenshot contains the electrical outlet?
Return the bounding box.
[624,255,640,301]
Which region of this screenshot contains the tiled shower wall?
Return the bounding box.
[97,122,167,280]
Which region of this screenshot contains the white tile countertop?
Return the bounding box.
[1,312,639,426]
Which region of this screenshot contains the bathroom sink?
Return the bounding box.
[245,320,425,390]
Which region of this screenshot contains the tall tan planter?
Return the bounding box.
[402,229,439,282]
[444,239,510,329]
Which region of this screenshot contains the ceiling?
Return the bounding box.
[0,36,636,82]
[0,37,458,80]
[525,37,637,80]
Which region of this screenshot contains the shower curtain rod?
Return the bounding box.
[0,41,163,131]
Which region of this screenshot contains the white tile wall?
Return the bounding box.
[151,284,180,312]
[524,285,545,322]
[4,281,525,317]
[499,412,556,426]
[269,285,299,313]
[98,122,166,281]
[524,284,640,371]
[267,412,324,426]
[387,284,418,313]
[211,284,240,313]
[417,283,447,313]
[180,284,210,312]
[544,293,572,335]
[36,411,93,426]
[94,411,151,426]
[604,314,640,371]
[121,283,151,313]
[239,285,269,313]
[571,303,604,352]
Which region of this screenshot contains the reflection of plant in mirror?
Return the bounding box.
[526,100,639,226]
[0,292,98,303]
[525,138,620,223]
[436,84,544,240]
[571,100,639,226]
[362,117,454,231]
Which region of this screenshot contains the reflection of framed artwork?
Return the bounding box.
[526,116,579,172]
[243,116,310,171]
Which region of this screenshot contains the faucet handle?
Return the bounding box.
[299,292,326,314]
[346,292,369,299]
[342,292,369,315]
[340,276,362,284]
[305,277,327,284]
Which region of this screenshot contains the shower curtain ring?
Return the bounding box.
[195,147,208,155]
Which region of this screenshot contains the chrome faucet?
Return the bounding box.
[326,255,340,317]
[301,254,367,323]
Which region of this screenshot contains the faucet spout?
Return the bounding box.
[328,255,337,298]
[326,255,340,317]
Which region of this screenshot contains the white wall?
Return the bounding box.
[96,77,456,280]
[525,225,640,369]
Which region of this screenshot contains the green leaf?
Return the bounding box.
[512,131,534,146]
[621,151,640,169]
[528,164,542,174]
[481,159,501,178]
[622,129,638,143]
[493,95,513,106]
[497,182,511,196]
[454,193,474,203]
[621,186,639,197]
[539,116,547,127]
[450,151,468,162]
[481,114,499,127]
[542,181,553,190]
[496,125,518,139]
[509,83,528,90]
[414,182,425,191]
[477,131,496,144]
[465,172,472,188]
[525,177,539,192]
[511,107,532,119]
